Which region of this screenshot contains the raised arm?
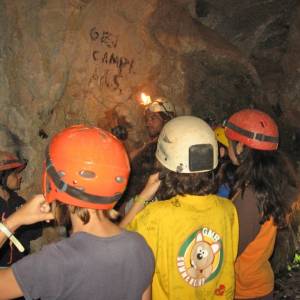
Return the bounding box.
[120,173,161,228]
[0,194,54,248]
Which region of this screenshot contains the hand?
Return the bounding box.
[139,173,161,202]
[6,194,54,231]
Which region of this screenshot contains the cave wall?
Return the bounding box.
[0,0,299,197]
[192,0,300,156]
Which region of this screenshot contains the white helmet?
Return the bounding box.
[156,116,218,173]
[146,97,176,116]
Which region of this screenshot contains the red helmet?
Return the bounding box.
[43,125,130,210]
[224,109,279,151]
[0,151,27,172]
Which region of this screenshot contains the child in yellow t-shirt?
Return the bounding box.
[121,116,239,300]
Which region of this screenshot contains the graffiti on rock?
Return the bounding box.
[89,27,135,94]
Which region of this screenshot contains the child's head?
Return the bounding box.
[43,125,130,224]
[154,116,219,199]
[224,109,297,227]
[0,151,27,192]
[214,126,229,159]
[223,109,279,165]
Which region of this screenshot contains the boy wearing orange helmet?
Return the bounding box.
[0,151,42,269]
[224,109,299,299]
[0,125,154,300]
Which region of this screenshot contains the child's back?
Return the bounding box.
[127,116,239,300]
[129,194,238,299]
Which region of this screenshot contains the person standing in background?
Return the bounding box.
[224,109,300,300]
[0,151,42,268]
[115,97,176,214]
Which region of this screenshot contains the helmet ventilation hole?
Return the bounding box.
[79,170,96,178]
[115,176,124,183]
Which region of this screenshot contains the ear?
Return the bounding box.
[211,242,220,254]
[196,231,203,242]
[236,142,244,155]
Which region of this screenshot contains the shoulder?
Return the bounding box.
[234,186,257,207]
[127,201,168,235]
[122,230,151,245]
[122,231,154,255]
[142,199,175,217]
[211,194,236,209]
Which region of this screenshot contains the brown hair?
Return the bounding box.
[52,201,113,227]
[155,161,217,200]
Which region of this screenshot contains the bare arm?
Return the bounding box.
[0,194,54,248]
[120,173,161,228]
[0,268,23,300]
[119,201,145,228]
[141,285,151,300]
[0,195,54,299]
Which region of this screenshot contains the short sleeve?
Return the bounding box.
[127,204,160,258]
[12,244,64,299]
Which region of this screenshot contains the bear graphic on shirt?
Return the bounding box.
[187,232,220,281]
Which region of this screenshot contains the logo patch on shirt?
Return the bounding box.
[177,227,223,287]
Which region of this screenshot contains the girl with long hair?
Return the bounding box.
[224,109,299,300]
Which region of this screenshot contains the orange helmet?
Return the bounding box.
[43,125,130,210]
[224,109,279,151]
[0,151,27,172]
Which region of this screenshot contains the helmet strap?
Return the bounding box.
[45,149,122,205]
[224,121,278,144]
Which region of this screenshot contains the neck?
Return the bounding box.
[71,209,122,237]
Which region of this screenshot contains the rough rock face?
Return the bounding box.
[192,0,300,154]
[0,0,265,196]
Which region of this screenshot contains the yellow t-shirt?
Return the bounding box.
[127,194,239,300]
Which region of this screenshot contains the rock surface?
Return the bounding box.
[0,0,272,196]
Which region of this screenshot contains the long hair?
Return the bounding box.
[232,148,299,228]
[155,161,218,200]
[215,156,236,193]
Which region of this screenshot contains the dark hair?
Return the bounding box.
[155,162,218,200]
[215,157,236,193]
[232,148,299,228]
[158,111,175,122]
